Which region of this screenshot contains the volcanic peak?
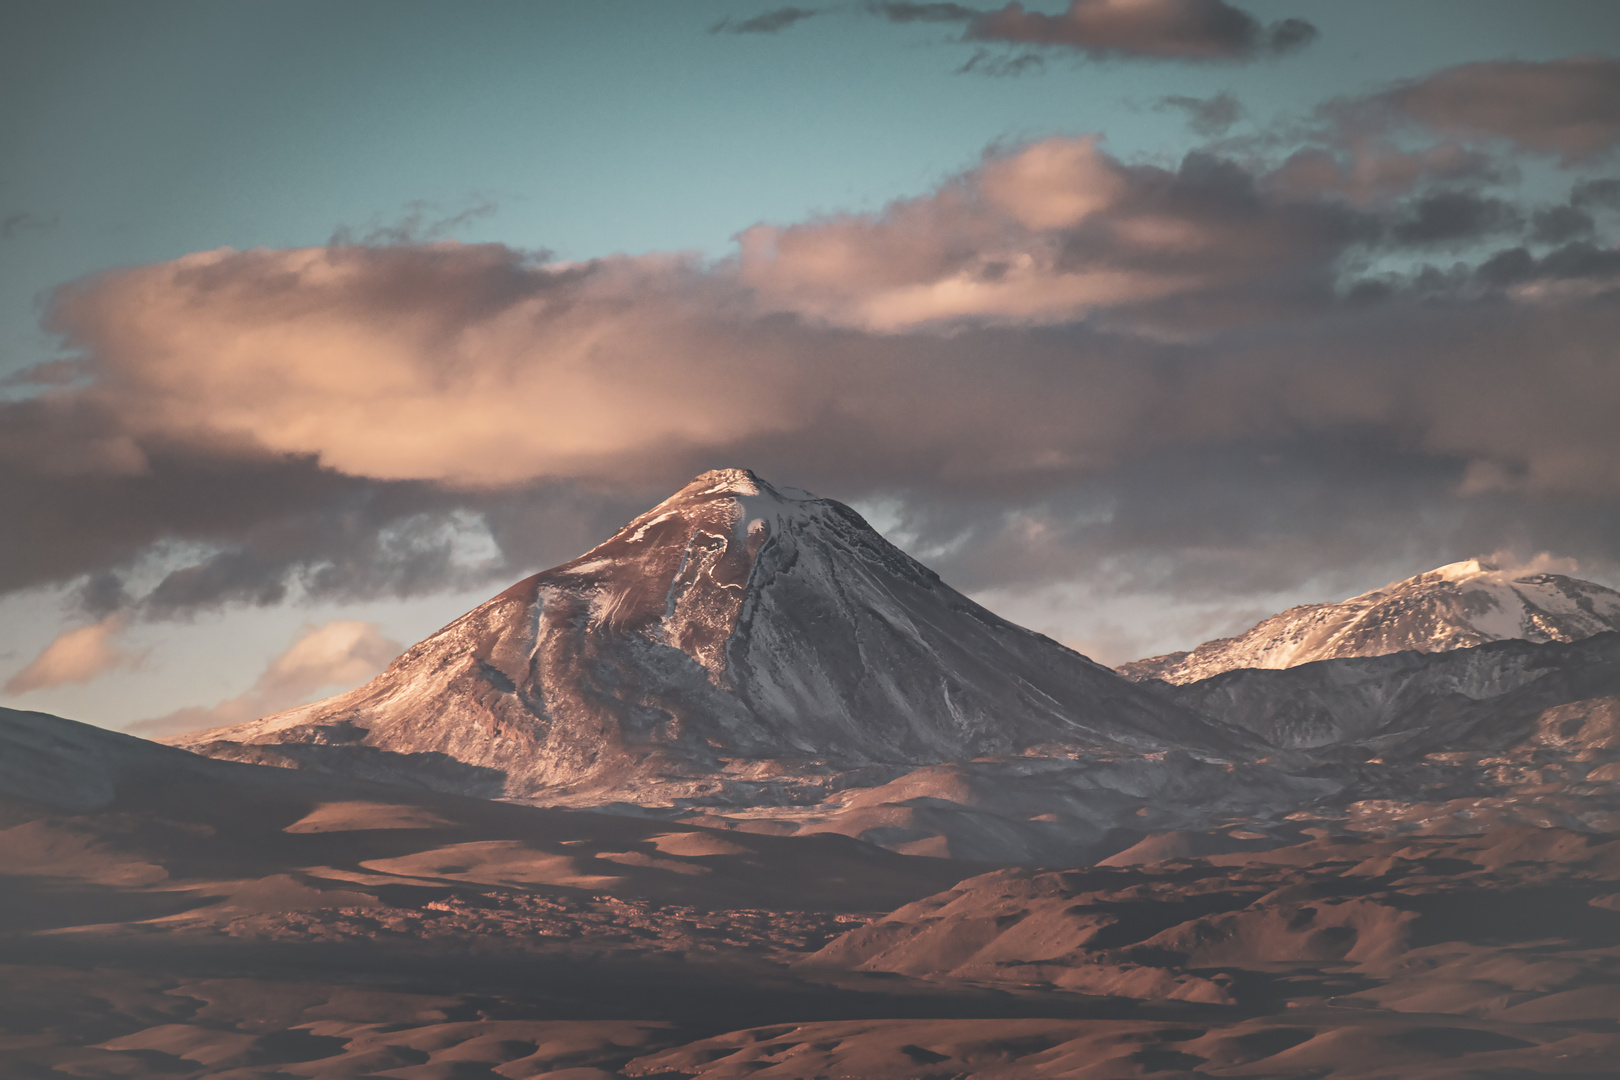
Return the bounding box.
[172,468,1248,798]
[528,467,926,682]
[623,467,819,540]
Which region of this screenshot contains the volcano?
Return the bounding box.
[171,469,1249,800]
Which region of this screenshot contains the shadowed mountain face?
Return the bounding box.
[1147,632,1620,751]
[1119,559,1620,685]
[171,470,1249,799]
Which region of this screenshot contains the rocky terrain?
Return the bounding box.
[1144,631,1620,751]
[1118,559,1620,685]
[6,706,1620,1079]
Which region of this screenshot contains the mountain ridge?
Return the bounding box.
[1118,558,1620,685]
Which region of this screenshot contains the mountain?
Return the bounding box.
[1118,558,1620,685]
[171,469,1250,801]
[1146,631,1620,751]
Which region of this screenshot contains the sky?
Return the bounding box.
[4,0,1620,732]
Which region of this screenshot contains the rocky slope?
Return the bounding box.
[1147,631,1620,750]
[1119,558,1620,685]
[171,469,1249,802]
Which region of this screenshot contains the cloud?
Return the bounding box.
[253,619,402,703]
[1265,142,1495,208]
[1156,91,1243,135]
[0,392,654,622]
[869,1,980,22]
[1573,177,1620,210]
[1474,239,1620,291]
[967,0,1316,61]
[957,48,1046,76]
[711,7,819,34]
[735,138,1371,331]
[1,212,58,241]
[327,195,500,247]
[1377,56,1620,164]
[1530,205,1596,246]
[1276,57,1620,210]
[5,615,135,693]
[9,116,1620,650]
[43,243,809,486]
[129,620,401,735]
[1389,190,1522,247]
[1481,549,1581,578]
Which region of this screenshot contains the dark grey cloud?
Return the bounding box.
[1156,91,1244,135]
[888,440,1501,601]
[1265,18,1317,53]
[1390,190,1522,246]
[0,427,464,609]
[327,195,500,247]
[0,393,651,624]
[1539,240,1620,280]
[0,424,686,629]
[868,1,979,22]
[1477,240,1620,288]
[711,7,820,34]
[1,212,58,240]
[1477,238,1620,291]
[1573,177,1620,209]
[1531,204,1596,245]
[957,48,1045,76]
[967,0,1316,61]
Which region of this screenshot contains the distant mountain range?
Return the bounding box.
[1150,630,1620,753]
[148,469,1620,862]
[1117,558,1620,685]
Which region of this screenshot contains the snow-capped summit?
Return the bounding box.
[173,469,1244,799]
[1119,558,1620,685]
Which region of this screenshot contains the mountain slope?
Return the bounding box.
[172,470,1250,800]
[1119,559,1620,685]
[1145,631,1620,751]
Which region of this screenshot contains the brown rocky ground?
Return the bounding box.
[4,712,1619,1078]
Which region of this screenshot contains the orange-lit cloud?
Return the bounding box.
[130,620,401,735]
[735,135,1287,329]
[5,615,135,693]
[9,89,1620,621]
[23,135,1620,517]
